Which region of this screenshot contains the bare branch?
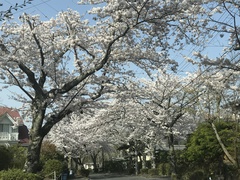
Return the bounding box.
[6,69,34,101]
[25,17,46,88]
[0,0,34,21]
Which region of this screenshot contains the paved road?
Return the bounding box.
[73,173,171,180]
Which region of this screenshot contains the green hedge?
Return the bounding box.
[104,160,126,173]
[188,170,205,180]
[140,168,148,174]
[77,168,90,177]
[140,163,171,176]
[0,169,42,180]
[0,145,27,170]
[148,168,159,176]
[0,146,13,170]
[157,163,171,176]
[42,159,65,178]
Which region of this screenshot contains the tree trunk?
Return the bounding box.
[142,153,146,169]
[135,149,138,175]
[168,128,178,179]
[151,147,156,169]
[24,95,72,173]
[24,102,47,173]
[91,153,99,173]
[101,148,105,172]
[24,133,44,173]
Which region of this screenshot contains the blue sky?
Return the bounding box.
[1,0,87,20]
[0,0,232,109]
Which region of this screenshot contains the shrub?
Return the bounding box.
[78,168,90,177]
[140,168,148,174]
[40,141,64,162]
[9,145,27,169]
[104,160,126,173]
[157,163,171,176]
[0,146,13,170]
[0,169,42,180]
[148,168,159,176]
[188,170,205,180]
[42,159,64,178]
[0,145,28,170]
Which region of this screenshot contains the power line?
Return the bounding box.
[158,3,240,109]
[2,1,239,108]
[177,4,232,75]
[0,0,34,21]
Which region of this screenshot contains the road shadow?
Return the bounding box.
[89,173,129,179]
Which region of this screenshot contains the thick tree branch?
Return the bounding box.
[18,62,45,97]
[211,122,237,166]
[42,82,87,135]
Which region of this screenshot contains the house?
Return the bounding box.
[0,107,29,146]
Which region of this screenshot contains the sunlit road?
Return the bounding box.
[73,173,171,180]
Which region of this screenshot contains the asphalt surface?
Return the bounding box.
[72,173,171,180]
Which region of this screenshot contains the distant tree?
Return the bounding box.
[49,111,116,173]
[126,70,201,176]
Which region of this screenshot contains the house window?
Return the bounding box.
[0,124,10,132]
[12,127,18,133]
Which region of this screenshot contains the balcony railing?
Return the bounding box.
[0,132,18,141]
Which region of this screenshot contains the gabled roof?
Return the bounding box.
[0,113,16,125]
[0,107,23,125]
[0,107,21,119]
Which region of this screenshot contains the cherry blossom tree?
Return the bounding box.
[49,96,152,173]
[49,107,118,172]
[49,69,230,176]
[0,0,222,173]
[124,70,202,176]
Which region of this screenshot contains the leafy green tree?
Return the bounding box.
[42,159,65,179]
[183,121,240,179]
[38,140,65,173]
